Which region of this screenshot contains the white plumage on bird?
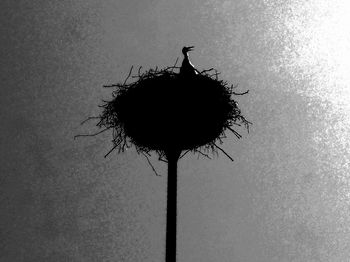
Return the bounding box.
[180,46,199,77]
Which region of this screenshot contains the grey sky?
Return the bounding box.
[1,0,350,261]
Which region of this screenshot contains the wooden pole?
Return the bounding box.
[165,149,181,262]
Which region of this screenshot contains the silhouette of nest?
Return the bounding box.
[76,63,250,161]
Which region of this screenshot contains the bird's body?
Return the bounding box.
[180,46,198,77]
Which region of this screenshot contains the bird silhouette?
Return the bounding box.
[180,46,199,77]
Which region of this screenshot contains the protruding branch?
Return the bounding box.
[212,143,234,162]
[123,65,134,85]
[104,139,123,158]
[173,57,179,69]
[80,116,100,125]
[200,68,214,74]
[232,90,249,95]
[74,128,109,140]
[159,155,168,163]
[103,83,119,88]
[141,151,161,176]
[194,149,211,159]
[179,150,190,159]
[138,66,143,77]
[227,126,242,139]
[213,69,220,80]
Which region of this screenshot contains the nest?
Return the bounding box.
[77,64,250,161]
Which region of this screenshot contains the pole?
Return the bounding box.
[165,149,181,262]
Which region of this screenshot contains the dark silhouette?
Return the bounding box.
[180,46,199,77]
[165,149,181,262]
[75,47,251,262]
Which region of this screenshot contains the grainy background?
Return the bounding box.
[1,0,350,261]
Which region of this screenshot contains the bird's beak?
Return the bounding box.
[188,46,195,51]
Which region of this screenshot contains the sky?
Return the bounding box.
[1,0,350,261]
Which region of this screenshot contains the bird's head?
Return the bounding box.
[182,46,195,55]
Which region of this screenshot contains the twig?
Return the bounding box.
[141,152,161,176]
[242,119,252,133]
[200,68,214,74]
[123,66,134,85]
[74,128,109,139]
[229,84,238,91]
[104,139,123,158]
[194,149,211,159]
[164,65,180,72]
[119,138,128,153]
[246,122,250,133]
[158,155,168,163]
[213,69,220,80]
[179,150,190,159]
[140,150,152,157]
[173,58,179,69]
[232,90,249,95]
[103,84,119,88]
[80,116,100,125]
[138,66,143,76]
[212,143,234,162]
[227,126,242,139]
[230,85,249,95]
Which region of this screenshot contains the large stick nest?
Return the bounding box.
[78,64,250,161]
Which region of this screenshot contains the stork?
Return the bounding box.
[180,46,199,77]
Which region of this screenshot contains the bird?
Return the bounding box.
[180,46,199,77]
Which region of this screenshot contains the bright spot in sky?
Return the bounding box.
[262,0,350,200]
[284,0,350,112]
[286,0,350,196]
